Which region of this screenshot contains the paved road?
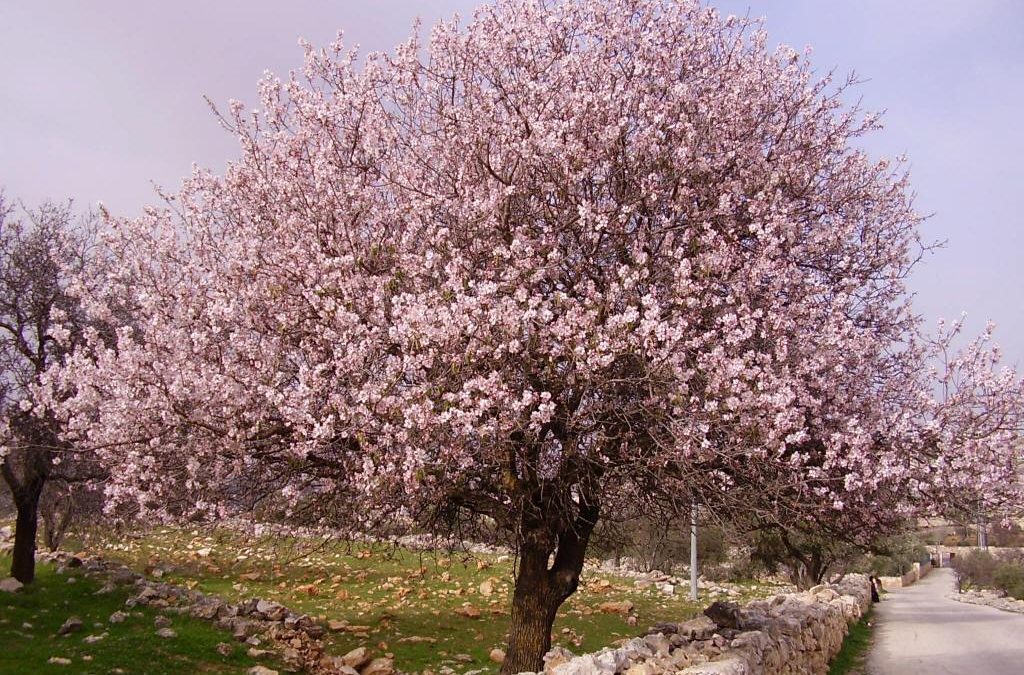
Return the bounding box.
[868,567,1024,674]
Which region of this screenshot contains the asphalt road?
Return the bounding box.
[868,567,1024,674]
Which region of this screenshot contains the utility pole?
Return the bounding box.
[690,501,699,602]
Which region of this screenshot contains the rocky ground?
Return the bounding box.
[949,587,1024,614]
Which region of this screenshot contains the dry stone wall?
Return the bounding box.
[35,550,367,675]
[877,561,930,590]
[533,575,871,675]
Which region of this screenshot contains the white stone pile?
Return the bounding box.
[530,575,871,675]
[951,588,1024,614]
[588,563,795,601]
[224,518,510,556]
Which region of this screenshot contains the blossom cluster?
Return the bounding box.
[44,0,1022,536]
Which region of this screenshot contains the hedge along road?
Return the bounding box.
[867,567,1024,674]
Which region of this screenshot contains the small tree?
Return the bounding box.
[52,1,1022,671]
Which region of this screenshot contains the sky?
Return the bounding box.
[1,0,1021,366]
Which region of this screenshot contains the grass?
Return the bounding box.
[56,525,787,675]
[827,609,874,675]
[0,554,283,675]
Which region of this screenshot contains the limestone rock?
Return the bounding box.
[642,632,671,655]
[678,657,748,674]
[544,646,574,672]
[595,649,630,673]
[0,577,23,593]
[248,667,279,675]
[361,656,395,675]
[551,654,612,675]
[342,647,371,669]
[624,664,656,675]
[704,601,742,630]
[489,648,506,664]
[737,609,769,631]
[256,599,287,621]
[58,617,83,636]
[678,616,717,641]
[597,600,634,616]
[191,601,221,620]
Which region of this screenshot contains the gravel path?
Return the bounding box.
[868,567,1024,674]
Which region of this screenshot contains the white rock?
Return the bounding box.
[248,667,279,675]
[361,657,395,675]
[0,577,23,593]
[57,617,83,635]
[342,646,371,669]
[551,655,605,675]
[677,657,748,674]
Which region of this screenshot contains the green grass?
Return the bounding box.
[0,554,283,674]
[828,609,874,675]
[57,526,788,675]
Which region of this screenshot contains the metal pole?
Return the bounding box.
[690,501,699,602]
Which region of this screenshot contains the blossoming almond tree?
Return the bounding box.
[729,315,1023,587]
[48,1,1022,670]
[0,197,109,583]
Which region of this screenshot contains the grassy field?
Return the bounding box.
[0,553,283,675]
[827,609,874,675]
[45,525,784,675]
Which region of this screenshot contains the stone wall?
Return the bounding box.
[34,550,365,675]
[536,575,871,675]
[878,561,930,590]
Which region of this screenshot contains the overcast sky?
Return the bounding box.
[1,1,1021,366]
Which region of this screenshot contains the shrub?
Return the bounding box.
[591,516,728,574]
[951,550,999,589]
[992,562,1024,600]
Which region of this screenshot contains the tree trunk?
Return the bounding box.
[501,498,599,675]
[11,486,42,583]
[503,539,562,675]
[42,486,74,552]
